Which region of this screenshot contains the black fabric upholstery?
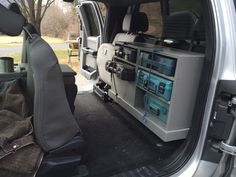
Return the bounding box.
[162,11,197,40]
[28,34,79,152]
[9,3,22,15]
[0,4,26,36]
[122,12,149,33]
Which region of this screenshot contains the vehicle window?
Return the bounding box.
[98,2,107,19]
[169,0,202,16]
[139,2,163,37]
[83,4,100,37]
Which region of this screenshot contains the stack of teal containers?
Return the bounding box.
[139,52,177,76]
[137,69,173,101]
[137,50,177,124]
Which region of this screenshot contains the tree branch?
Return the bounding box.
[19,0,30,17]
[36,0,42,22]
[41,0,55,20]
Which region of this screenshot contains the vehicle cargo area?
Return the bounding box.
[75,93,183,177]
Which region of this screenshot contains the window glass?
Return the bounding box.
[83,4,100,37]
[98,2,107,19]
[169,0,201,16]
[139,2,163,37]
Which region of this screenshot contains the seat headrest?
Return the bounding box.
[122,12,149,33]
[0,3,26,36]
[9,3,22,15]
[162,11,197,40]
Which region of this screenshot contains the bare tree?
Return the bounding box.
[12,0,56,35]
[41,4,75,38]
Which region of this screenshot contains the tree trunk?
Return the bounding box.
[18,0,55,36]
[33,20,42,36]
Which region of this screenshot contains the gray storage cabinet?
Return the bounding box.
[108,42,204,142]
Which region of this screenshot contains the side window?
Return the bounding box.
[98,2,107,19]
[83,4,100,37]
[169,0,201,15]
[139,2,163,37]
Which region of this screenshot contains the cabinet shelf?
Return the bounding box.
[138,65,174,81]
[108,89,189,142]
[135,106,167,127]
[114,56,136,67]
[136,85,171,105]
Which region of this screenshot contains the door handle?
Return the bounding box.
[82,47,97,56]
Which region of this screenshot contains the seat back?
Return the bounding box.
[26,35,79,152]
[0,0,81,156]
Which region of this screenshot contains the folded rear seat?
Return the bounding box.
[113,12,149,44]
[98,12,149,86]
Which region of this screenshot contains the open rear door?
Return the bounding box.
[77,1,104,80]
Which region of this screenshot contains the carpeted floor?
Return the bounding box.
[74,93,182,177]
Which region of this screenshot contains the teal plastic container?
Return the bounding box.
[152,54,177,77]
[139,52,152,68]
[136,69,149,89]
[148,73,173,101]
[139,52,177,77]
[144,94,169,124]
[137,69,173,101]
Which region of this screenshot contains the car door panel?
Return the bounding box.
[199,80,236,176]
[77,1,104,80]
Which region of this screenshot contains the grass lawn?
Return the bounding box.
[0,35,64,47]
[0,36,23,47]
[10,49,80,73]
[10,49,69,63]
[1,35,80,73]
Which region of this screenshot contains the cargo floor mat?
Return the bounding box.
[74,93,182,177]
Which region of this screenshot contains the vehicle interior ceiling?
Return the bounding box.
[75,0,209,177]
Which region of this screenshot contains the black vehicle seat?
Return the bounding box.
[22,23,78,113]
[112,12,149,45]
[25,23,85,177]
[18,16,77,113]
[161,11,197,50]
[25,34,81,151]
[0,4,85,177]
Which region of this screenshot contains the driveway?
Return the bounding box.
[0,43,67,56]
